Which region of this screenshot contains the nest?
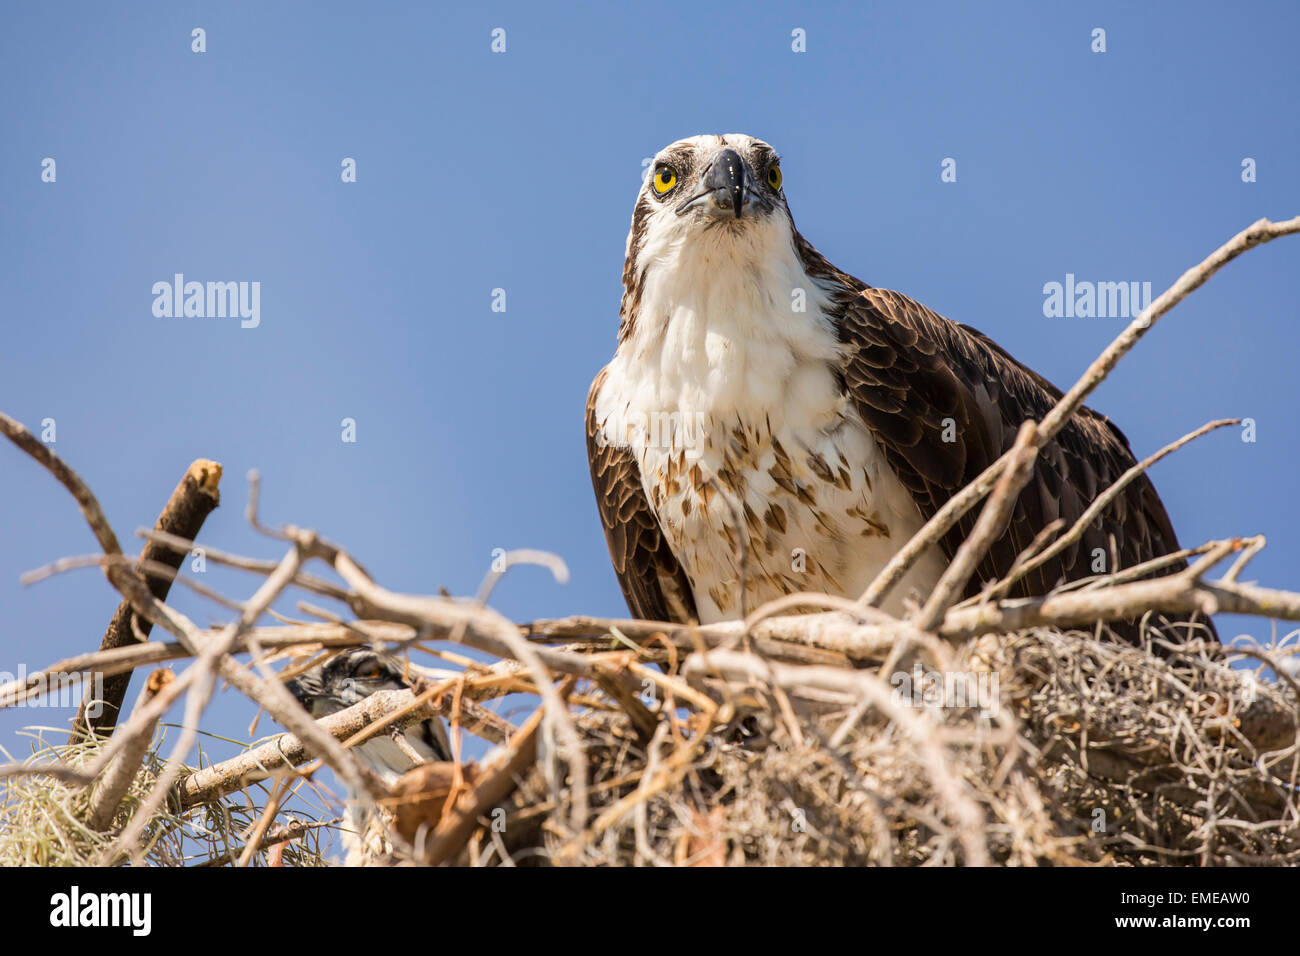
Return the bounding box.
[0,729,331,867]
[476,625,1300,867]
[2,623,1297,867]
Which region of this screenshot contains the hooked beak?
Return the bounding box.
[675,148,771,219]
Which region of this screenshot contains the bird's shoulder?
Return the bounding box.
[829,281,1181,592]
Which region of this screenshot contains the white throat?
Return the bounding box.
[597,219,947,622]
[614,221,840,423]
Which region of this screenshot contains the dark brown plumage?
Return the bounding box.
[799,240,1188,607]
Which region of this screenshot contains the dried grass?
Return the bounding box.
[0,727,332,867]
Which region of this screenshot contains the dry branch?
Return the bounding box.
[86,669,173,830]
[178,685,469,809]
[73,458,222,738]
[416,694,551,865]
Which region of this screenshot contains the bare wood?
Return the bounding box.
[175,682,512,809]
[310,543,590,834]
[452,697,518,745]
[191,818,339,868]
[139,527,351,603]
[593,661,659,743]
[0,610,849,714]
[73,459,223,738]
[0,416,182,644]
[0,621,420,710]
[176,688,420,808]
[103,534,394,861]
[387,762,481,848]
[87,669,174,830]
[523,614,853,667]
[419,697,549,866]
[1039,217,1300,440]
[530,612,903,664]
[521,561,1300,661]
[937,561,1300,642]
[11,563,1300,763]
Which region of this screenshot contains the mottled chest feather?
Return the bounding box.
[595,260,946,622]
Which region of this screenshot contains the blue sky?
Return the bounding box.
[1,1,1298,789]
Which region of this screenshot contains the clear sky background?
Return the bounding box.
[2,1,1298,816]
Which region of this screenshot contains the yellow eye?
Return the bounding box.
[354,661,382,680]
[767,165,782,190]
[653,166,678,194]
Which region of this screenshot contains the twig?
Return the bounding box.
[992,418,1238,599]
[915,421,1039,630]
[0,411,127,560]
[85,669,174,830]
[859,215,1300,608]
[681,648,991,865]
[319,545,590,836]
[191,818,337,867]
[419,692,556,865]
[175,676,521,809]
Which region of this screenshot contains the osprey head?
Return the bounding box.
[285,646,452,780]
[641,133,787,228]
[618,134,813,342]
[285,646,413,718]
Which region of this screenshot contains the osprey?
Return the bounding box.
[286,646,451,777]
[286,647,451,865]
[587,133,1205,634]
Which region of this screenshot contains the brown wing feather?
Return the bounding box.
[586,367,698,623]
[828,282,1190,608]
